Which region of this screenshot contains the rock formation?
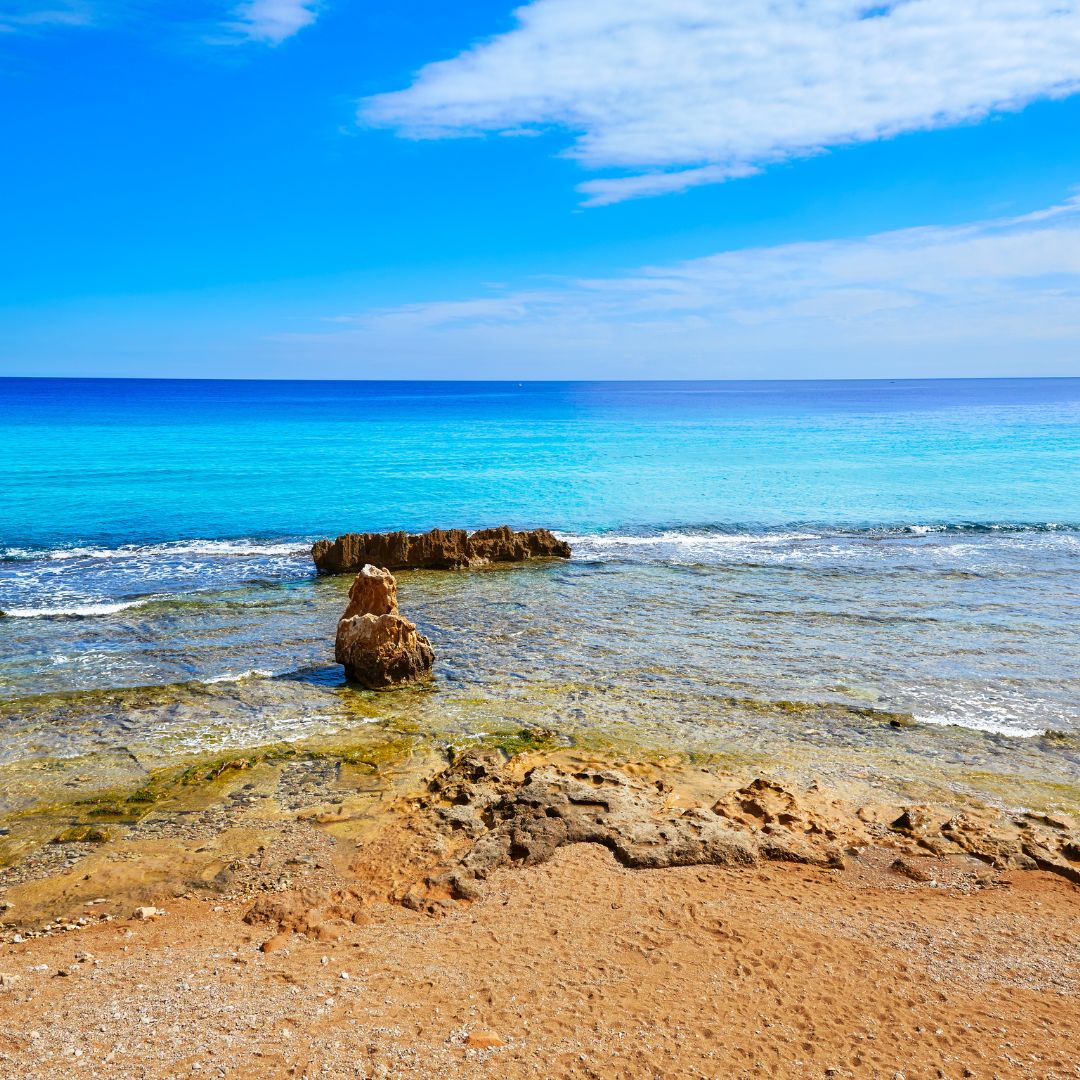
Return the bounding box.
[334,565,434,689]
[312,525,571,574]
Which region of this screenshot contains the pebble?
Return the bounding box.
[465,1029,505,1049]
[0,972,20,988]
[134,906,164,921]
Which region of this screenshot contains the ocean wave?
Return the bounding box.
[1,539,311,563]
[559,522,1080,543]
[0,599,154,618]
[913,712,1043,739]
[559,523,1080,568]
[4,524,1078,565]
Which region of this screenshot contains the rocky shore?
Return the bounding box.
[311,526,571,573]
[1,742,1078,1077]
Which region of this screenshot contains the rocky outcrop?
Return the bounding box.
[335,565,434,689]
[312,526,571,574]
[357,751,1080,913]
[391,751,849,910]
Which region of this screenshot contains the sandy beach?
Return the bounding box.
[2,744,1078,1078]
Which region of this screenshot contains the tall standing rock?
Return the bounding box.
[335,565,434,690]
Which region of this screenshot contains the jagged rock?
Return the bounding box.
[890,807,933,835]
[334,565,434,689]
[312,525,571,574]
[340,564,399,619]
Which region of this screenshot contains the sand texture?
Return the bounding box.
[1,750,1078,1078]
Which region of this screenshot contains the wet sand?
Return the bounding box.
[1,746,1079,1078]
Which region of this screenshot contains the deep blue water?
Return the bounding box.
[1,378,1079,809]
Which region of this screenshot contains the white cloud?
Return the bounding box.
[228,0,318,44]
[0,1,93,33]
[291,196,1080,377]
[361,0,1080,203]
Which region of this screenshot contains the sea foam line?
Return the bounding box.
[1,539,310,562]
[0,599,154,618]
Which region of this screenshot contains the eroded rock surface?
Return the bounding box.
[392,752,851,910]
[334,565,434,689]
[312,526,571,574]
[338,751,1080,913]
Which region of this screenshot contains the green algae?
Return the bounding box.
[52,825,113,844]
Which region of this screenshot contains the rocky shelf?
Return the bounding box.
[311,526,571,573]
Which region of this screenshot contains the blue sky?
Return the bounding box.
[3,0,1080,379]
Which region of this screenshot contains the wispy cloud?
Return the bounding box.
[293,196,1080,377]
[0,1,94,34]
[361,0,1080,204]
[228,0,318,44]
[0,0,320,43]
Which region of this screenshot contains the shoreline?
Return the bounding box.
[1,744,1078,1076]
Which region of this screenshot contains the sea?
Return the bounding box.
[2,377,1079,814]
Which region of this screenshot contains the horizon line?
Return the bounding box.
[3,374,1079,385]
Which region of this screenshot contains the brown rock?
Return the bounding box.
[890,807,931,836]
[340,564,398,619]
[891,857,932,883]
[336,611,434,689]
[334,565,433,689]
[260,932,290,954]
[312,526,570,573]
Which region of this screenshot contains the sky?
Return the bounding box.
[2,0,1080,379]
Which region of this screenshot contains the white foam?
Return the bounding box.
[3,539,309,562]
[1,599,152,618]
[560,530,818,548]
[203,669,278,684]
[914,712,1043,739]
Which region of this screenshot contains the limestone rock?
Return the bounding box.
[334,565,434,689]
[312,525,570,574]
[340,564,398,620]
[336,613,434,689]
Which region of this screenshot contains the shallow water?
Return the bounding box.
[2,379,1079,814]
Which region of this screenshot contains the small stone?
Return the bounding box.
[891,857,932,883]
[260,933,290,954]
[465,1029,505,1049]
[133,906,164,921]
[339,971,350,980]
[0,972,20,988]
[890,808,929,835]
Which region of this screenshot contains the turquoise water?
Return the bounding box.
[1,378,1079,812]
[3,378,1080,545]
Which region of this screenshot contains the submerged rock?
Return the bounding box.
[312,525,570,573]
[335,564,434,689]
